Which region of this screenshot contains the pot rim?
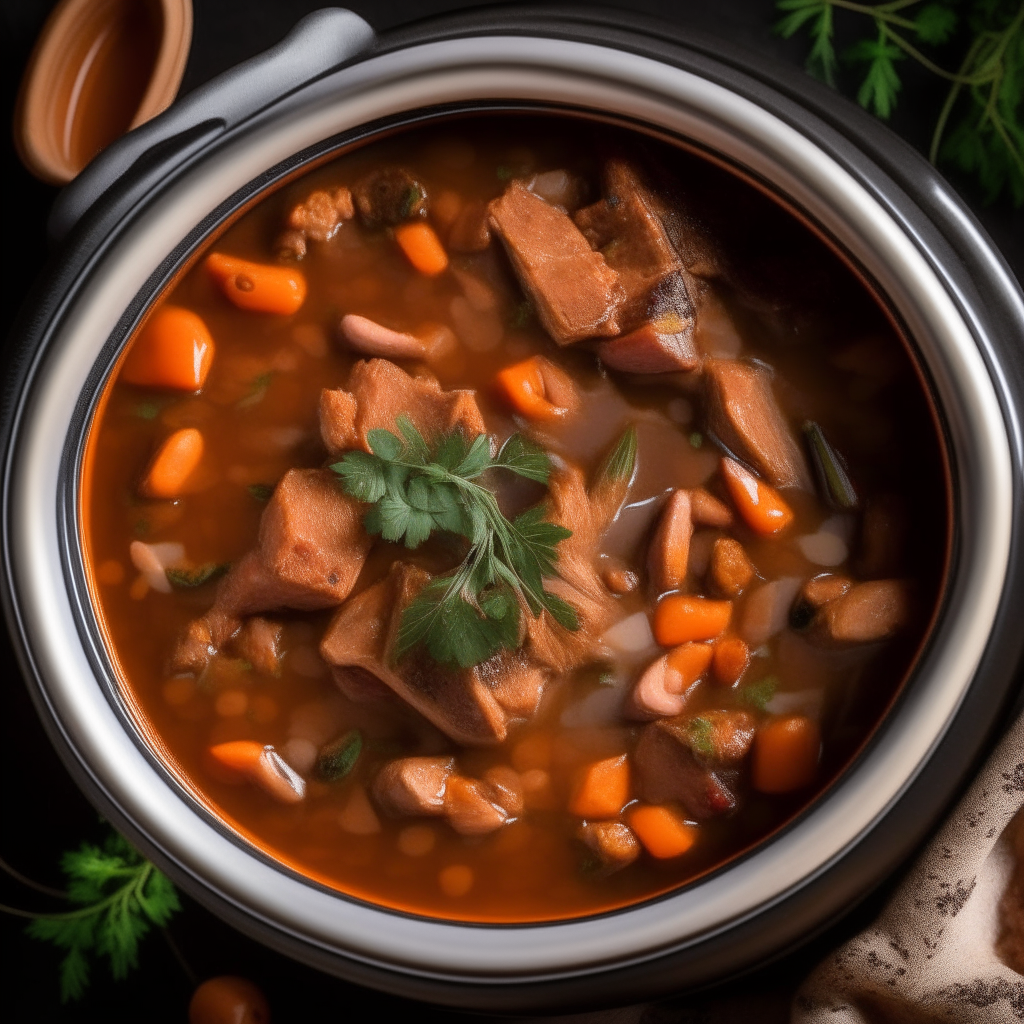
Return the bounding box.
[2,29,1017,995]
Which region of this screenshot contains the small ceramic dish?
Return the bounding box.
[14,0,192,184]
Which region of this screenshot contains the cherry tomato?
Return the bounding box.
[189,976,270,1024]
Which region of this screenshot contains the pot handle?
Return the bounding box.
[48,8,376,243]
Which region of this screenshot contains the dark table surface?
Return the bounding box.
[1,2,1021,1021]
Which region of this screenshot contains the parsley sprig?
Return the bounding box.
[777,0,1024,205]
[332,417,578,669]
[2,830,180,1001]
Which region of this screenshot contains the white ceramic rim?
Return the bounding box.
[8,35,1012,979]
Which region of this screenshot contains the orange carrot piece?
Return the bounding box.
[720,457,794,536]
[712,637,750,687]
[569,754,631,818]
[120,306,214,391]
[665,642,714,692]
[752,716,821,793]
[496,355,577,421]
[141,428,204,499]
[394,221,449,276]
[205,252,306,314]
[208,740,264,775]
[629,805,698,859]
[653,595,732,646]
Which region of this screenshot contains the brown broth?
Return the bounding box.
[81,115,948,922]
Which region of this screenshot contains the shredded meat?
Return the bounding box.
[276,187,354,259]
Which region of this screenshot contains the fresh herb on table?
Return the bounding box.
[332,416,578,669]
[776,0,1024,205]
[1,829,180,1002]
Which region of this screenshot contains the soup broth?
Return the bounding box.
[82,115,948,921]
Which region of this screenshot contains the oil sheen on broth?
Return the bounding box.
[82,115,948,922]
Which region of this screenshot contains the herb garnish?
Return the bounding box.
[776,0,1024,205]
[316,729,363,782]
[332,416,578,669]
[165,563,229,589]
[2,830,180,1002]
[739,676,780,712]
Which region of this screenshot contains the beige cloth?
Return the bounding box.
[794,712,1024,1024]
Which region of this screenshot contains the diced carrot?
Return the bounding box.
[665,642,714,691]
[712,637,750,686]
[495,355,577,421]
[394,221,449,276]
[140,427,204,499]
[752,716,821,793]
[120,306,214,390]
[653,595,732,646]
[569,754,630,818]
[720,457,794,536]
[208,740,264,775]
[206,252,306,315]
[629,805,698,859]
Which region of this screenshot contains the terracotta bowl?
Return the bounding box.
[14,0,192,184]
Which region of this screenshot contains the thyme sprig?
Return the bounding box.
[776,0,1024,205]
[332,417,578,669]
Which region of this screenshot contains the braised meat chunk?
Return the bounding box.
[488,181,624,345]
[704,359,812,490]
[353,167,428,228]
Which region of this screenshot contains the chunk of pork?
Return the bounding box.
[811,579,910,646]
[703,360,812,490]
[708,537,755,598]
[444,776,507,836]
[353,168,427,228]
[578,821,641,875]
[488,181,623,345]
[319,359,485,457]
[320,564,545,745]
[373,756,454,816]
[634,710,755,819]
[229,617,283,675]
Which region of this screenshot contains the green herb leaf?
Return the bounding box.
[165,563,229,589]
[739,676,779,712]
[914,4,957,45]
[22,830,179,1002]
[687,716,715,759]
[332,425,577,668]
[776,0,837,86]
[847,33,904,119]
[247,483,274,502]
[315,729,363,782]
[595,425,638,485]
[803,421,858,509]
[494,433,551,484]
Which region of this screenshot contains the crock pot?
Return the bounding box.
[3,5,1023,1012]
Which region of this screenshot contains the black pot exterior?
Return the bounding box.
[2,6,1023,1012]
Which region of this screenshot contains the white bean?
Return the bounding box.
[339,314,426,359]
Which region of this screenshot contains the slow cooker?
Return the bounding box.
[3,5,1023,1011]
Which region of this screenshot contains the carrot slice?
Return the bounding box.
[394,221,449,276]
[141,428,204,499]
[120,306,214,391]
[665,642,714,691]
[653,595,732,646]
[720,457,794,536]
[495,355,578,421]
[712,637,750,686]
[208,740,265,775]
[752,716,821,793]
[569,754,630,818]
[629,805,698,858]
[206,252,306,314]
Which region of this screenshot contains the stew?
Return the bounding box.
[82,115,949,922]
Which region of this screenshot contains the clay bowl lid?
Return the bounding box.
[14,0,193,185]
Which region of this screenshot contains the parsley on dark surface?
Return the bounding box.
[2,830,179,1002]
[777,0,1024,205]
[332,416,578,669]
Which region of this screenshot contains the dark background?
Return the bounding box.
[1,2,1021,1021]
